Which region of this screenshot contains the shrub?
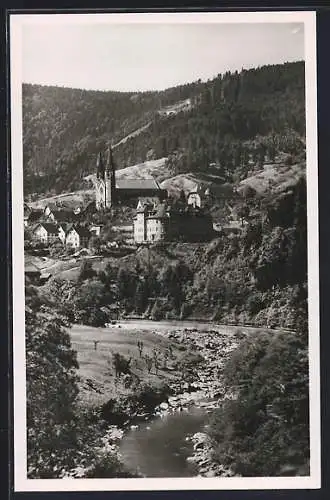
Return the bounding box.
[111,352,132,377]
[84,454,139,478]
[209,329,309,476]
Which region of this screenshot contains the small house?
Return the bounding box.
[65,226,91,249]
[24,203,32,227]
[32,223,59,244]
[47,209,77,224]
[43,204,57,218]
[58,223,73,244]
[90,224,103,237]
[25,263,41,283]
[26,209,44,226]
[187,185,212,209]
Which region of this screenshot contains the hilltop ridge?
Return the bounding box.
[23,60,305,199]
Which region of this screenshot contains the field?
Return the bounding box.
[69,322,191,407]
[29,189,94,209]
[237,161,305,195]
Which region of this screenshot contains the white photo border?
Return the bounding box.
[10,10,320,492]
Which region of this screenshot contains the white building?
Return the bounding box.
[58,223,73,244]
[133,199,168,244]
[65,226,91,249]
[187,185,211,209]
[32,223,59,244]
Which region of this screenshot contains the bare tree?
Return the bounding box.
[145,354,153,374]
[137,340,144,357]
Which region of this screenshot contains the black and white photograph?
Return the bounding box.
[10,11,320,491]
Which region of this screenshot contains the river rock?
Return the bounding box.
[193,441,205,451]
[159,402,169,410]
[130,425,139,430]
[192,432,209,445]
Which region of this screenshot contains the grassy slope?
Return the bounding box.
[237,161,305,195]
[69,323,191,407]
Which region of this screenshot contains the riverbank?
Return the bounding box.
[67,321,246,478]
[147,326,240,477]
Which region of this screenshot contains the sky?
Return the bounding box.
[21,19,305,92]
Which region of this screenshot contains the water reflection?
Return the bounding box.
[120,408,207,477]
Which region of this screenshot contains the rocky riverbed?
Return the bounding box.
[150,326,240,476]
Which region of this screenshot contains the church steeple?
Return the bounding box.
[104,145,116,208]
[96,151,105,179]
[105,146,115,174]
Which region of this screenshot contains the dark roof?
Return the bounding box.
[27,209,43,222]
[50,210,77,222]
[82,201,96,213]
[34,222,58,234]
[68,225,91,238]
[24,203,32,215]
[44,202,58,210]
[138,196,159,204]
[59,222,74,233]
[137,202,155,213]
[25,263,40,274]
[147,203,168,219]
[116,179,160,190]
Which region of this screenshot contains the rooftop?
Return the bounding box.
[116,178,160,190]
[34,222,58,234]
[50,210,78,222]
[68,225,91,238]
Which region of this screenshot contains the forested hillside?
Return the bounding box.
[23,61,305,197]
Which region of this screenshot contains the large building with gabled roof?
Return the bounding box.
[133,197,214,244]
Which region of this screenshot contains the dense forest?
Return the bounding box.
[23,61,305,196]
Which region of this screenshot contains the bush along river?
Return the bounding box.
[68,324,243,478]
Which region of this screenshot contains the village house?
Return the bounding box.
[24,203,33,227]
[43,204,57,218]
[25,262,41,283]
[90,224,103,237]
[58,222,73,244]
[32,223,59,244]
[187,186,209,209]
[65,225,91,249]
[187,183,236,209]
[26,208,44,226]
[45,207,78,224]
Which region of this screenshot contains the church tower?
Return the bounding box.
[95,146,116,210]
[95,151,106,210]
[104,146,116,209]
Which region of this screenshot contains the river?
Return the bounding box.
[119,406,209,477]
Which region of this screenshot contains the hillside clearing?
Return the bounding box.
[69,323,192,407]
[237,162,305,195]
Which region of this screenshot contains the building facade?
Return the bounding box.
[134,200,168,244]
[33,223,59,244]
[65,226,91,249]
[133,198,213,244]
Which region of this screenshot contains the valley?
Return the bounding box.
[24,58,310,481]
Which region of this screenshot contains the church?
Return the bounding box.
[94,147,167,210]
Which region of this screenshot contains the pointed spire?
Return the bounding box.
[96,151,105,179]
[105,145,115,173]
